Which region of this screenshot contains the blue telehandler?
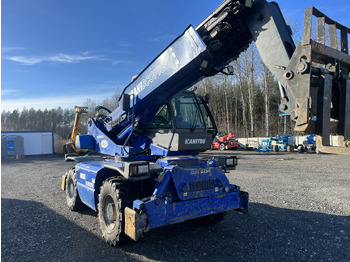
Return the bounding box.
[62,0,350,245]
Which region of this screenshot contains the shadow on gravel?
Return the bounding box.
[2,199,349,262]
[1,198,132,262]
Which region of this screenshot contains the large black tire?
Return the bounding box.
[65,168,83,211]
[191,211,227,226]
[97,177,140,246]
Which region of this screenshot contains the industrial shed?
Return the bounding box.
[1,131,54,156]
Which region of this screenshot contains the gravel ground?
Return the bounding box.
[2,151,350,262]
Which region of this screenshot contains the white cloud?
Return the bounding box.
[6,52,103,65]
[47,53,103,63]
[1,92,117,112]
[8,56,42,65]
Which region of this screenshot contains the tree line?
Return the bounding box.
[2,44,297,139]
[1,95,119,140]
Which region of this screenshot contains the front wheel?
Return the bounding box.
[98,177,139,246]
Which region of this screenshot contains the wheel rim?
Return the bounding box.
[103,195,116,230]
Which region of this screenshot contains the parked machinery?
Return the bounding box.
[63,106,89,160]
[61,0,350,245]
[297,134,316,153]
[212,132,241,150]
[272,135,296,152]
[256,135,295,152]
[256,138,272,152]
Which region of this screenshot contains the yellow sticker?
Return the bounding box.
[215,187,218,192]
[183,192,188,197]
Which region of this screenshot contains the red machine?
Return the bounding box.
[212,132,241,151]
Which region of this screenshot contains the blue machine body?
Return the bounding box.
[74,157,247,231]
[71,25,248,240]
[136,158,248,230]
[75,161,117,211]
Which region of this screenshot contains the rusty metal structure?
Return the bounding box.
[252,5,350,154]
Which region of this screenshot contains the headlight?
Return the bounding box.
[211,156,238,170]
[137,164,149,174]
[226,158,234,166]
[111,161,151,179]
[127,162,150,177]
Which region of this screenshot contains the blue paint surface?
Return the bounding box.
[75,161,104,211]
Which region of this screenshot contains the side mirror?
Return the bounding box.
[221,65,234,75]
[224,66,234,75]
[122,94,130,112]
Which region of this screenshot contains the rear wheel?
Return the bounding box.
[98,177,139,246]
[65,168,83,211]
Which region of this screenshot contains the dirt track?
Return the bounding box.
[2,151,350,262]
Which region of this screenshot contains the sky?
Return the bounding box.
[2,0,350,112]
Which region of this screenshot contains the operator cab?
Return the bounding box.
[137,91,217,155]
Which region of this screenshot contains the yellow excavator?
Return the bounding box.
[63,106,89,160]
